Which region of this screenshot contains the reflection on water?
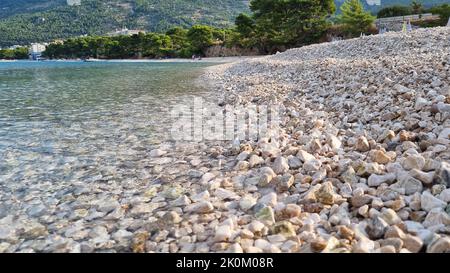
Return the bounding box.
[0,61,213,187]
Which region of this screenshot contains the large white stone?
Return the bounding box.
[273,156,290,174]
[297,150,315,162]
[421,191,447,212]
[438,189,450,203]
[258,192,277,207]
[368,173,396,187]
[438,128,450,140]
[214,225,232,242]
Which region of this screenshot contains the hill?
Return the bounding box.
[0,0,65,18]
[0,0,449,46]
[0,0,250,46]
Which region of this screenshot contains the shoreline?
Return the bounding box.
[1,28,449,253]
[1,56,262,64]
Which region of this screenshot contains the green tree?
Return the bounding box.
[338,0,375,36]
[234,13,257,48]
[0,49,15,59]
[248,0,336,53]
[166,27,193,57]
[13,47,29,59]
[428,4,450,26]
[377,5,412,18]
[0,47,29,59]
[142,33,173,58]
[221,28,240,48]
[411,1,423,14]
[235,13,255,38]
[187,25,215,55]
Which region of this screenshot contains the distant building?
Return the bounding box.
[107,28,146,37]
[366,0,381,6]
[29,43,47,60]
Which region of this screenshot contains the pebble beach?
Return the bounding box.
[1,27,450,253]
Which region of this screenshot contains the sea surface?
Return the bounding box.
[0,60,215,187]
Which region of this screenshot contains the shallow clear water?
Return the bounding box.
[0,61,214,187]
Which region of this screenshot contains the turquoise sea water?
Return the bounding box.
[0,61,214,185]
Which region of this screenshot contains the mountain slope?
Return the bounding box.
[0,0,65,18]
[0,0,250,46]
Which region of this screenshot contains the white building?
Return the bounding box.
[107,28,146,37]
[29,43,47,60]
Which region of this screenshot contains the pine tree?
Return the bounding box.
[411,1,424,15]
[248,0,336,53]
[338,0,376,37]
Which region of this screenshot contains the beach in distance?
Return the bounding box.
[38,56,260,64]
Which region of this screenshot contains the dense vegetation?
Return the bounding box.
[0,0,249,47]
[0,0,64,18]
[377,5,413,18]
[428,4,450,25]
[337,0,376,36]
[44,0,340,58]
[0,47,29,59]
[41,0,450,60]
[43,25,232,59]
[4,0,450,60]
[233,0,336,53]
